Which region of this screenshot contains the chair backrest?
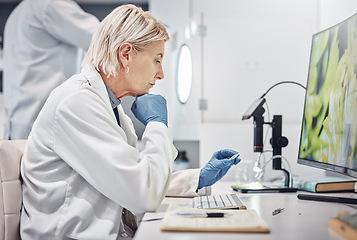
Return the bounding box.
[0,140,26,240]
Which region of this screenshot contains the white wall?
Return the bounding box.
[150,0,202,141]
[150,0,357,181]
[318,0,357,30]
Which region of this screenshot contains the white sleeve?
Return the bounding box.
[165,168,211,197]
[53,90,175,215]
[43,0,99,50]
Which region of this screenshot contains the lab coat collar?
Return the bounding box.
[104,83,121,109]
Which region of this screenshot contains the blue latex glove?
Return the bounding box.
[197,149,240,190]
[131,94,168,126]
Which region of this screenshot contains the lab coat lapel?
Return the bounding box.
[117,105,137,147]
[81,65,137,147]
[81,66,129,142]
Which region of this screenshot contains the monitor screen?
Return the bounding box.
[297,12,357,178]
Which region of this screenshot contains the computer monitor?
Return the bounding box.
[297,12,357,179]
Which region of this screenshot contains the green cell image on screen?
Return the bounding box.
[298,13,357,171]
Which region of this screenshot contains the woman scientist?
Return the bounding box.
[20,4,240,240]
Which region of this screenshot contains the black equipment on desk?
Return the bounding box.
[297,194,357,205]
[242,97,265,153]
[241,94,295,191]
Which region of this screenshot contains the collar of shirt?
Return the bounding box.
[104,83,121,109]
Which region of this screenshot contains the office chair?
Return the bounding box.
[0,140,26,240]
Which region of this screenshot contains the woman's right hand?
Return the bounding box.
[131,94,168,126]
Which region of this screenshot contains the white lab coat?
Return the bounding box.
[3,0,99,140]
[20,65,203,240]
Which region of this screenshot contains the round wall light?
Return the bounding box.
[176,44,193,104]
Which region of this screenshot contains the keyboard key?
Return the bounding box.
[192,194,246,210]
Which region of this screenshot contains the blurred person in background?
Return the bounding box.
[3,0,99,139]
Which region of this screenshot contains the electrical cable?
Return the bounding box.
[260,81,306,99]
[253,150,272,181]
[254,154,293,188]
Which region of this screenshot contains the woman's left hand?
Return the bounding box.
[197,149,240,189]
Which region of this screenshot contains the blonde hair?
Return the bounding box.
[82,4,169,77]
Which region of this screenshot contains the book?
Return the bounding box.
[160,202,270,233]
[293,176,357,193]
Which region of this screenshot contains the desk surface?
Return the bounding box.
[134,181,357,240]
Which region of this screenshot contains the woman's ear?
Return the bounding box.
[118,42,133,67]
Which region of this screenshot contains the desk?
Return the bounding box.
[134,181,357,240]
